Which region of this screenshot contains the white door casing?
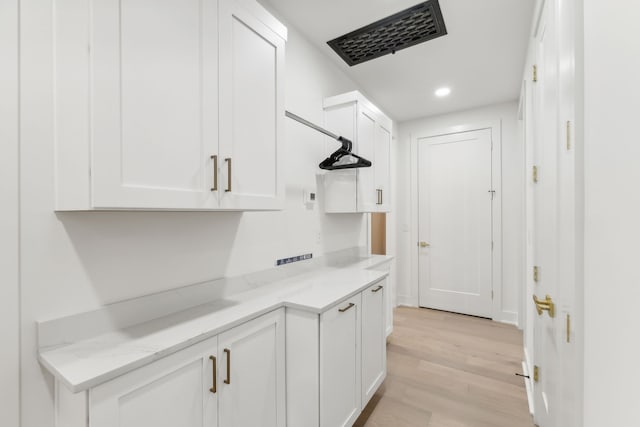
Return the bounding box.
[417,128,494,318]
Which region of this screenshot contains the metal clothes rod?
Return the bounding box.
[285,110,340,141]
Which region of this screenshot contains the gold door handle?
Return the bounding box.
[210,155,218,191]
[372,285,383,293]
[419,241,430,248]
[209,356,217,393]
[532,294,555,318]
[338,302,355,313]
[225,158,232,192]
[223,348,231,384]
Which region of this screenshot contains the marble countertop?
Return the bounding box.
[39,255,392,393]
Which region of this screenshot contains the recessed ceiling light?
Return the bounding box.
[435,87,451,97]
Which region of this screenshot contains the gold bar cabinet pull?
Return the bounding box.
[372,285,383,293]
[532,294,555,318]
[209,356,217,393]
[224,348,231,384]
[225,158,232,192]
[338,302,355,313]
[211,155,218,191]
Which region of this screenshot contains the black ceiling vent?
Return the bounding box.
[327,0,447,67]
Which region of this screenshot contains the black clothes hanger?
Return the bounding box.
[285,111,373,170]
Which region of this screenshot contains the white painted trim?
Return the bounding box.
[410,121,508,321]
[522,359,534,415]
[0,1,20,425]
[396,296,418,308]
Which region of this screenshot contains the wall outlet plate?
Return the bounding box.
[276,253,313,266]
[303,190,316,204]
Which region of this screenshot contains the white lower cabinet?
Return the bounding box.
[361,278,387,405]
[90,336,219,427]
[287,278,388,427]
[62,309,284,427]
[218,308,286,427]
[320,294,362,427]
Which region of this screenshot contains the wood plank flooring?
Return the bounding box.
[354,307,534,427]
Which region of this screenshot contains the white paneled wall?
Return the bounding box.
[396,102,523,324]
[583,1,640,425]
[0,1,20,426]
[17,3,379,426]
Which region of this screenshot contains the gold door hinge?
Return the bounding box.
[566,120,571,150]
[533,65,538,82]
[491,290,494,300]
[532,165,538,183]
[533,266,540,282]
[566,314,571,343]
[533,365,539,382]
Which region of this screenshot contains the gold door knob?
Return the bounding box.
[532,294,555,318]
[419,242,430,248]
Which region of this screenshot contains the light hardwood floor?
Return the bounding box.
[354,307,534,427]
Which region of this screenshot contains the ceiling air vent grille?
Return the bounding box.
[327,0,447,66]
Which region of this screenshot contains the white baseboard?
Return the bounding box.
[495,310,519,326]
[396,295,418,307]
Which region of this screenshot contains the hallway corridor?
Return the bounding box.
[355,307,534,427]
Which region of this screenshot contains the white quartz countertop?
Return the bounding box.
[39,255,392,393]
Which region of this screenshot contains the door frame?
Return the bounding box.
[0,0,21,425]
[410,120,506,321]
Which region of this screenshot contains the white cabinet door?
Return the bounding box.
[361,279,387,406]
[320,295,362,427]
[218,309,285,427]
[219,0,285,210]
[90,0,219,209]
[375,123,392,212]
[90,336,218,427]
[356,106,377,212]
[324,103,358,213]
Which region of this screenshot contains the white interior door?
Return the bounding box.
[418,129,493,318]
[532,0,560,424]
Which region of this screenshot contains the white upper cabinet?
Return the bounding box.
[54,0,286,211]
[218,0,286,210]
[322,91,392,213]
[374,123,392,211]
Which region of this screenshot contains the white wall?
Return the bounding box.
[17,3,380,425]
[0,1,20,426]
[395,102,523,323]
[583,1,640,425]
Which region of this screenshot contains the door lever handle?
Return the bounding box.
[533,294,555,318]
[419,241,430,248]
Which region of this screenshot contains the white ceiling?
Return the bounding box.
[260,0,535,122]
